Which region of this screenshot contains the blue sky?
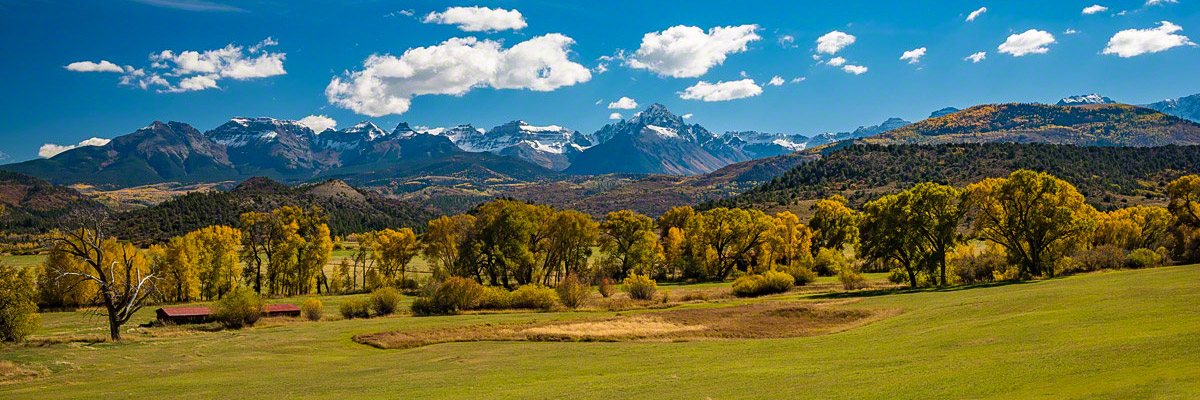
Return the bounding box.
[0,0,1197,161]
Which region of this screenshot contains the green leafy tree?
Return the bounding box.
[809,195,860,255]
[599,210,657,278]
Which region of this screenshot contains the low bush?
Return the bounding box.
[555,274,591,309]
[370,287,404,316]
[339,298,371,319]
[813,248,849,276]
[887,268,908,284]
[598,277,615,298]
[732,270,795,297]
[212,288,263,329]
[1070,245,1126,273]
[838,264,867,290]
[951,245,1007,284]
[477,285,512,310]
[511,285,558,310]
[1125,248,1163,269]
[622,274,657,300]
[788,266,817,286]
[430,277,483,313]
[680,292,708,302]
[301,298,322,321]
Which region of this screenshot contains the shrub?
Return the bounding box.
[887,268,908,284]
[1070,245,1126,273]
[370,287,404,316]
[680,292,708,302]
[339,298,371,319]
[1125,248,1163,269]
[951,245,1006,284]
[622,274,657,300]
[787,266,817,286]
[511,285,558,310]
[555,274,591,309]
[430,277,484,313]
[0,266,40,342]
[838,264,867,290]
[409,297,436,316]
[598,277,615,298]
[211,288,263,329]
[301,298,322,321]
[732,270,795,297]
[477,286,512,310]
[813,248,849,276]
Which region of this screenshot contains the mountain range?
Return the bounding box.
[6,92,1200,221]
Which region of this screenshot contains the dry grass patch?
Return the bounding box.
[355,300,895,349]
[0,360,48,385]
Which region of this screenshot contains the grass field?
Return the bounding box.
[2,266,1199,399]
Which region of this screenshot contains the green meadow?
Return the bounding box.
[3,265,1199,399]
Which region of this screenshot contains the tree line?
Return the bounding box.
[6,171,1200,343]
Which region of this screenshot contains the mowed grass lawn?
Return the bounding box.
[3,266,1200,399]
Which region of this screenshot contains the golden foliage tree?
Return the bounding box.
[966,170,1097,277]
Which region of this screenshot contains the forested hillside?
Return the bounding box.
[707,143,1200,212]
[0,171,104,234]
[864,103,1200,146]
[112,177,436,244]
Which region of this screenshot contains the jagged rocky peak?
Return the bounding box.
[206,117,316,148]
[1057,94,1116,106]
[393,122,416,136]
[629,103,686,128]
[342,121,388,140]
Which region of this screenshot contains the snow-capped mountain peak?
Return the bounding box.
[344,121,388,140]
[1057,94,1116,106]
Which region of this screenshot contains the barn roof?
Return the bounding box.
[158,307,211,317]
[264,304,301,313]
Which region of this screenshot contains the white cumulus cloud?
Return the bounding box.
[608,96,638,109]
[842,65,868,75]
[679,79,762,102]
[1103,21,1194,57]
[967,7,988,22]
[998,29,1056,56]
[816,31,856,54]
[826,56,847,67]
[626,25,761,78]
[900,47,927,64]
[1082,5,1109,14]
[298,115,337,133]
[38,137,111,158]
[69,37,285,93]
[608,112,623,120]
[682,113,694,119]
[767,76,785,86]
[965,51,987,63]
[791,76,807,83]
[64,60,124,73]
[1146,0,1177,6]
[422,6,526,32]
[326,34,591,116]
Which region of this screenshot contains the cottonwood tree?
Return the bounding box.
[188,225,243,300]
[1168,175,1200,261]
[1094,206,1174,251]
[769,211,814,269]
[539,210,599,285]
[464,200,546,288]
[239,211,279,294]
[809,195,860,255]
[370,228,420,286]
[599,210,658,279]
[696,208,774,279]
[860,194,926,287]
[421,214,475,281]
[907,183,968,285]
[966,170,1097,278]
[45,210,157,341]
[860,183,966,287]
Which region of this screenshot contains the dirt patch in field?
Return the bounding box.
[355,301,896,349]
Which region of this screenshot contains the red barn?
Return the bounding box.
[156,304,302,324]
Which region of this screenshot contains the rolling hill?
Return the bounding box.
[707,143,1200,215]
[863,103,1200,147]
[111,177,438,244]
[0,171,105,234]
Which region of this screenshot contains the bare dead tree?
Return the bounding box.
[45,209,157,341]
